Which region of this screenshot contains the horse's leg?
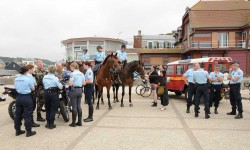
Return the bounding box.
[112,85,116,103]
[96,86,102,110]
[107,86,112,109]
[116,85,120,102]
[101,92,104,105]
[120,85,125,107]
[94,84,98,105]
[129,85,133,107]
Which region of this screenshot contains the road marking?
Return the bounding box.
[170,100,203,150]
[65,104,117,150]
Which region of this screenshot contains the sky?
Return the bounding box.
[0,0,199,61]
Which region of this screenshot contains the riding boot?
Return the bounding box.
[205,113,210,119]
[50,120,56,129]
[76,110,83,126]
[16,129,25,136]
[32,118,40,127]
[45,121,50,129]
[84,105,93,122]
[69,110,77,127]
[37,112,45,122]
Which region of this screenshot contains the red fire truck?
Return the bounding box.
[166,57,232,99]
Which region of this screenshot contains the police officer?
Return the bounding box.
[26,64,40,127]
[183,63,199,113]
[227,61,244,119]
[93,46,105,77]
[82,49,90,62]
[14,66,36,137]
[43,66,63,129]
[116,44,127,64]
[209,64,224,114]
[193,62,210,119]
[83,61,94,122]
[69,62,85,127]
[34,60,46,122]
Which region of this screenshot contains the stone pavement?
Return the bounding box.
[0,86,250,150]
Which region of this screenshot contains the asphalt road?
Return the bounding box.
[0,86,250,150]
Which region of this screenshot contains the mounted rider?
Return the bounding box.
[116,44,127,65]
[93,46,105,78]
[82,49,90,62]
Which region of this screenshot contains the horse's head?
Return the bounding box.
[65,60,74,71]
[132,61,145,79]
[104,53,121,74]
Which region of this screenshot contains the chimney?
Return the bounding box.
[138,30,142,36]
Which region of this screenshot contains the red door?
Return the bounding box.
[227,51,247,74]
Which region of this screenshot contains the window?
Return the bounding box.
[218,33,228,48]
[147,42,153,49]
[74,51,82,61]
[176,65,184,75]
[188,64,193,69]
[89,41,104,45]
[74,41,87,45]
[158,42,164,48]
[66,47,73,61]
[208,64,212,73]
[166,66,174,75]
[67,43,72,47]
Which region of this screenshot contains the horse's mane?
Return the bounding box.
[102,55,111,65]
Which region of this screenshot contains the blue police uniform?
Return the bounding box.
[82,53,90,62]
[43,73,62,129]
[94,51,105,64]
[229,68,243,115]
[209,71,224,110]
[116,50,127,62]
[69,70,85,126]
[14,75,35,133]
[193,68,210,118]
[183,68,196,111]
[83,68,94,122]
[27,73,36,85]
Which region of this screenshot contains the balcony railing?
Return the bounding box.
[183,40,248,51]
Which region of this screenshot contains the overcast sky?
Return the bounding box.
[0,0,199,61]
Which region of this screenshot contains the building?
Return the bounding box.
[138,49,182,69]
[134,30,175,49]
[0,59,5,69]
[174,0,250,75]
[133,31,182,68]
[22,58,36,66]
[61,37,127,61]
[5,62,22,72]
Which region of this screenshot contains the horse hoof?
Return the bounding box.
[120,104,124,107]
[109,106,112,110]
[129,104,133,107]
[113,100,116,103]
[101,102,104,105]
[96,106,99,110]
[116,100,120,102]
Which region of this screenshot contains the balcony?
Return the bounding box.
[183,40,248,51]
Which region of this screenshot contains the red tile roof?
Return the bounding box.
[189,1,250,28]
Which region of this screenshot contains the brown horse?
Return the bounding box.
[112,61,145,107]
[96,53,121,110]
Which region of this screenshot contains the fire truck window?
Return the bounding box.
[208,64,212,73]
[188,64,193,69]
[166,66,174,75]
[176,65,184,75]
[217,63,227,73]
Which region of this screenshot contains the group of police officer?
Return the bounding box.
[183,61,244,119]
[13,45,128,137]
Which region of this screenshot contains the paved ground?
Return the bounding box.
[0,85,250,150]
